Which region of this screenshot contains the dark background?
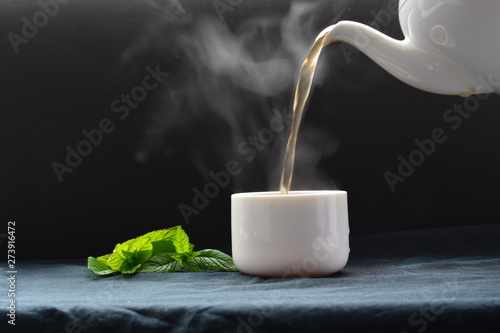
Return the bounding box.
[1,0,499,260]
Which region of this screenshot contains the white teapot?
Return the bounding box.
[321,0,500,96]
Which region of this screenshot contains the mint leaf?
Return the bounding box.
[88,226,238,275]
[170,252,201,272]
[145,228,179,256]
[193,249,238,272]
[88,257,116,276]
[171,251,200,261]
[180,257,201,272]
[96,253,112,263]
[172,227,194,253]
[106,236,153,273]
[94,226,189,274]
[137,253,182,273]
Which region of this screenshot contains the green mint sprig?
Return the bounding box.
[88,226,237,275]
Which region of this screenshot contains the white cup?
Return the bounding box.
[231,190,349,277]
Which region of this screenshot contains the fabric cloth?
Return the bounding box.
[2,224,500,333]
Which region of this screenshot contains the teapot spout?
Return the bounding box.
[321,21,494,96]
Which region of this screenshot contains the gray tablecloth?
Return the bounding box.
[2,224,500,333]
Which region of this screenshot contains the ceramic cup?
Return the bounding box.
[231,190,349,277]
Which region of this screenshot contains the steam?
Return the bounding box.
[115,0,352,191]
[182,17,293,97]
